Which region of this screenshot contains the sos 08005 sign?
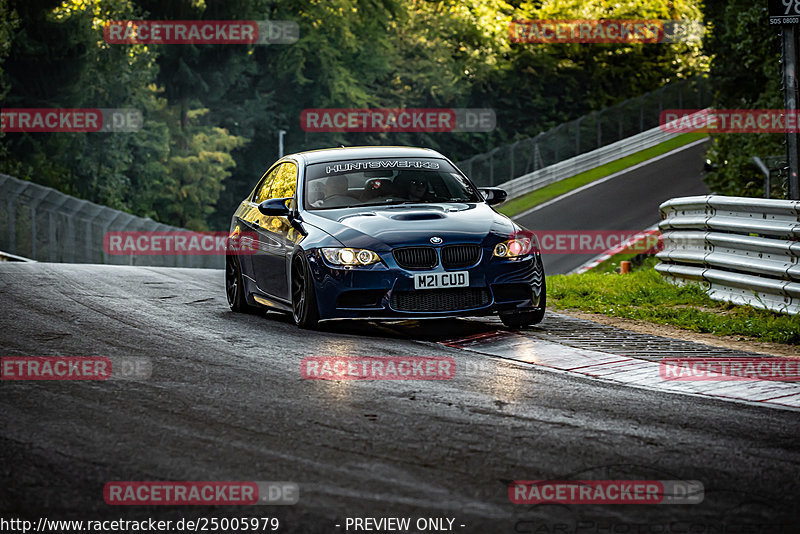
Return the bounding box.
[770,0,800,24]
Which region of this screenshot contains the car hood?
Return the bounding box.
[301,203,518,251]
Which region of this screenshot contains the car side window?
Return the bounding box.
[253,165,280,204]
[266,162,298,200]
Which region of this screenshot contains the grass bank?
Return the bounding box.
[546,259,800,345]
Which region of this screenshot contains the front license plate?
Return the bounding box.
[414,271,469,290]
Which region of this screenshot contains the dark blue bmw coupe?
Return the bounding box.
[225,146,545,329]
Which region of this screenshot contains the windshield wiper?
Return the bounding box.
[358,200,424,207]
[355,199,473,208]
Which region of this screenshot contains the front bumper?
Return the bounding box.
[306,247,545,321]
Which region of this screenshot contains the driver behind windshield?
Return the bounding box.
[305,160,482,209]
[395,174,433,202]
[315,175,356,207]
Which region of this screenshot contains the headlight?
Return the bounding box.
[493,237,533,258]
[321,248,381,266]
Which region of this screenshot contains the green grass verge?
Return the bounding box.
[590,249,649,274]
[580,232,661,274]
[498,132,707,218]
[589,238,661,274]
[547,259,800,345]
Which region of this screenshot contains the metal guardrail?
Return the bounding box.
[0,173,223,269]
[0,250,35,262]
[457,76,711,187]
[656,195,800,315]
[500,125,684,200]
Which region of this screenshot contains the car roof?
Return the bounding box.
[293,146,445,165]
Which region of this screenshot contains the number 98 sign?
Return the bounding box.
[771,0,800,24]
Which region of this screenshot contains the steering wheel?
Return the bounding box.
[321,194,356,207]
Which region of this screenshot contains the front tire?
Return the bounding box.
[226,254,258,313]
[291,253,320,329]
[500,283,546,329]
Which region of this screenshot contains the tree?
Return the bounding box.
[702,1,785,198]
[2,0,712,230]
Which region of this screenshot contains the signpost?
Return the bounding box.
[278,129,286,158]
[770,0,800,24]
[771,0,800,198]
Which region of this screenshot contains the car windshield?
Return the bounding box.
[304,157,482,210]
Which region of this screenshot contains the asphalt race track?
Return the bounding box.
[516,139,711,275]
[1,262,799,533]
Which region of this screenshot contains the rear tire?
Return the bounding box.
[500,283,546,329]
[291,253,320,329]
[226,254,258,313]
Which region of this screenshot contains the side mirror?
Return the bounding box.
[258,197,292,216]
[478,187,508,206]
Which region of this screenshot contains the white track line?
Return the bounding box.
[512,137,709,220]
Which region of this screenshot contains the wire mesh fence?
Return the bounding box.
[0,173,223,268]
[457,76,712,186]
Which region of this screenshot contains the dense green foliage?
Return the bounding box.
[1,0,708,230]
[702,1,786,197]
